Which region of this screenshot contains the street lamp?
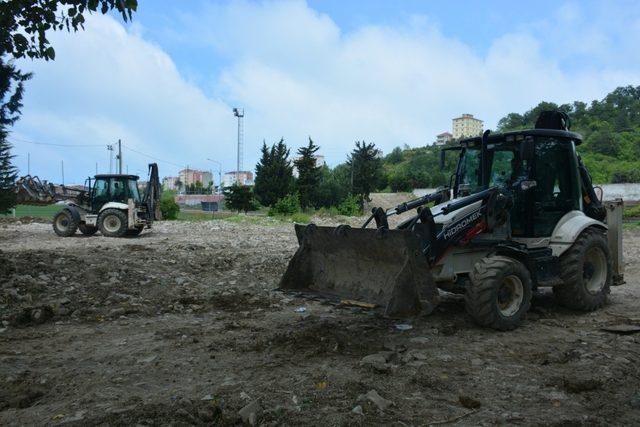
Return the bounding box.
[206,158,223,194]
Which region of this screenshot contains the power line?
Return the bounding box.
[121,144,186,169]
[9,137,104,147]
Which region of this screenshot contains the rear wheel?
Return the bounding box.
[554,227,611,311]
[98,209,128,238]
[52,210,78,237]
[78,223,98,236]
[465,255,532,331]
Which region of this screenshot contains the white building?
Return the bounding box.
[222,171,254,187]
[435,132,453,146]
[452,114,483,139]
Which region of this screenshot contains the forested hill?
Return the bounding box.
[495,85,640,183]
[382,85,640,188]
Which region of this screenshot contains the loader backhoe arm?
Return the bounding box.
[15,175,89,206]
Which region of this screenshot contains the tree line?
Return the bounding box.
[224,138,385,214]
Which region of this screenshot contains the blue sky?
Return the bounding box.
[10,0,640,184]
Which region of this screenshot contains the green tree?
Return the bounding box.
[315,164,350,208]
[159,190,179,220]
[586,128,620,156]
[223,184,258,213]
[254,139,293,206]
[385,146,404,164]
[348,141,383,203]
[0,59,30,213]
[1,0,137,61]
[294,137,322,208]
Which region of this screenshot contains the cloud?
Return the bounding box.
[11,1,640,184]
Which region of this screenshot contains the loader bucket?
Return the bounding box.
[279,224,439,318]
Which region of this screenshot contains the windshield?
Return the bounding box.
[457,145,519,195]
[128,179,142,203]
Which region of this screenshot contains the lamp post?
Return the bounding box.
[233,108,244,185]
[206,158,223,194]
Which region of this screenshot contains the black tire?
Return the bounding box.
[126,225,144,236]
[465,255,532,331]
[52,209,78,237]
[78,223,98,236]
[98,209,128,238]
[553,227,611,311]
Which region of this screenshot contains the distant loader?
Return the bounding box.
[16,163,161,238]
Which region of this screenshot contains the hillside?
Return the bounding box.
[381,86,640,187]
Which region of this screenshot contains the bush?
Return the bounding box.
[160,197,180,220]
[612,169,640,183]
[337,194,362,216]
[269,193,301,216]
[290,212,311,223]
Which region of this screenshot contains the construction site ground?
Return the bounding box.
[1,218,639,426]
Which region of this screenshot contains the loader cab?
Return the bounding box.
[91,174,141,212]
[454,129,583,238]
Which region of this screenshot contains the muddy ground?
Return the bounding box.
[0,218,639,426]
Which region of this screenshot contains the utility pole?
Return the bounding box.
[61,160,64,186]
[117,139,123,174]
[233,108,244,185]
[207,158,223,194]
[27,152,30,175]
[96,162,98,175]
[107,144,114,173]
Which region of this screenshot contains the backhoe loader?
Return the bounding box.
[280,112,624,330]
[16,163,161,238]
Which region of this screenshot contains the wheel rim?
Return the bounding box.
[584,246,607,294]
[56,214,69,231]
[497,274,524,317]
[103,215,122,233]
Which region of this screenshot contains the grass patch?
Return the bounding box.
[623,204,640,219]
[0,204,61,218]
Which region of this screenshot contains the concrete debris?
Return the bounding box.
[363,389,393,412]
[351,405,364,416]
[238,400,262,426]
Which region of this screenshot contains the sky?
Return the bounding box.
[9,0,640,184]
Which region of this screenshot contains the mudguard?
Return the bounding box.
[550,210,607,256]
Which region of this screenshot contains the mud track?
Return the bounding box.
[1,220,639,425]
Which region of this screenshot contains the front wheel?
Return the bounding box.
[465,256,532,331]
[98,209,128,238]
[553,227,611,311]
[52,210,78,237]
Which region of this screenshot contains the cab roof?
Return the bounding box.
[459,128,583,146]
[94,174,140,180]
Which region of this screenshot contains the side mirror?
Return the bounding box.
[519,136,535,161]
[520,180,537,191]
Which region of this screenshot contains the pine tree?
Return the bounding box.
[0,59,30,213]
[348,141,383,204]
[254,138,293,206]
[294,137,322,208]
[223,184,258,213]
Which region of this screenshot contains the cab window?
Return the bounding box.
[110,179,126,203]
